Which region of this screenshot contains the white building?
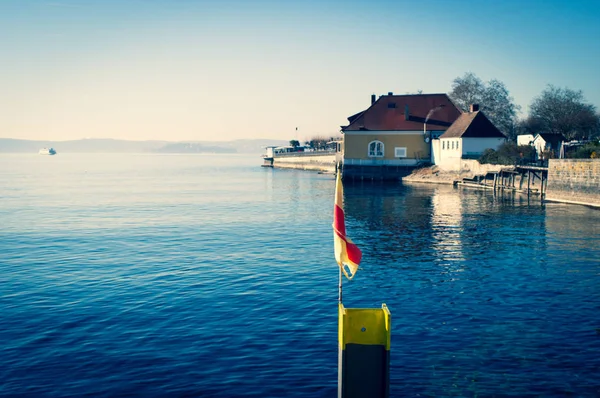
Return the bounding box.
[517,134,535,146]
[532,133,566,159]
[432,106,506,171]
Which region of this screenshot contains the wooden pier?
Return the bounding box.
[456,164,549,197]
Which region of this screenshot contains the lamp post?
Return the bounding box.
[424,105,445,137]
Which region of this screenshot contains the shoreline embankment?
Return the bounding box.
[403,159,600,209]
[402,160,503,186]
[545,159,600,208]
[267,154,600,208]
[270,152,337,172]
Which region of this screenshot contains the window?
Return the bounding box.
[368,140,384,157]
[456,140,460,150]
[387,102,397,109]
[394,147,407,158]
[451,141,454,149]
[442,141,446,150]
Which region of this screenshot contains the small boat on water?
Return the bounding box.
[39,147,57,155]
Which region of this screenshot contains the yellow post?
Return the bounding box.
[338,303,391,398]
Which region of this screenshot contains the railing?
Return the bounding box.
[516,159,548,168]
[273,149,337,158]
[343,158,419,166]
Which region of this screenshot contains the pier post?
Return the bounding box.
[519,172,524,190]
[541,171,547,198]
[339,304,391,398]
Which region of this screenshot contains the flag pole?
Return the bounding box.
[338,264,343,304]
[336,163,343,398]
[336,162,343,305]
[334,162,391,397]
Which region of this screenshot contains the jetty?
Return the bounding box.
[261,143,342,173]
[455,162,549,197]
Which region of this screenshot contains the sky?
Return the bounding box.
[1,0,600,143]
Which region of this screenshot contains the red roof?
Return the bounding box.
[342,93,462,132]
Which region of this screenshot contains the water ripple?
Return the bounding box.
[1,154,599,396]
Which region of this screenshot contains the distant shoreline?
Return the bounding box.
[0,138,288,155]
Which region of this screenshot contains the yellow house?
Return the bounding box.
[341,93,462,179]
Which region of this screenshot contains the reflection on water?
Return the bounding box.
[545,202,599,267]
[431,186,465,265]
[341,181,599,396]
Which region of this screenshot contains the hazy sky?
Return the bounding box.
[1,0,599,142]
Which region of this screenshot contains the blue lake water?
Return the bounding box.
[1,153,599,397]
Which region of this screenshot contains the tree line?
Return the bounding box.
[288,136,340,150]
[448,72,600,142]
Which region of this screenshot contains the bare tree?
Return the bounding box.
[482,79,521,141]
[528,85,600,141]
[449,72,520,140]
[515,116,544,136]
[449,72,485,111]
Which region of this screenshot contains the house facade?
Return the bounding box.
[532,133,566,159]
[433,106,506,171]
[341,93,462,179]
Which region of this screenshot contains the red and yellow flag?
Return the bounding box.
[333,172,362,280]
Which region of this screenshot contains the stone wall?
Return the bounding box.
[342,164,416,181]
[546,159,600,207]
[272,153,337,172]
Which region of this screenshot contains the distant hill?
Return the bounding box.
[155,142,235,154]
[0,138,289,154]
[201,139,289,154]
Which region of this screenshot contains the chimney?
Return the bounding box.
[470,104,480,112]
[371,94,376,105]
[388,92,393,96]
